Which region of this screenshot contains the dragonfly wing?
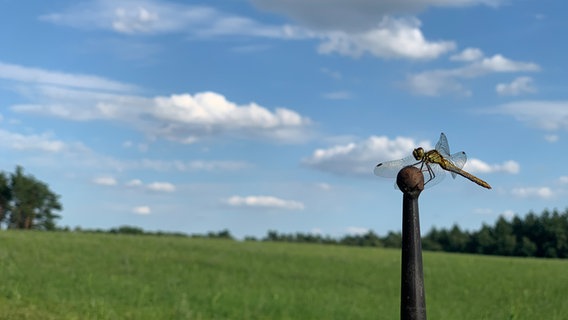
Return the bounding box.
[374,154,417,178]
[447,151,467,179]
[435,133,451,158]
[449,151,467,169]
[421,162,446,188]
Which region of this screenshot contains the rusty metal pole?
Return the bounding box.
[397,166,426,320]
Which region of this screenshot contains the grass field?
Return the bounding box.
[0,231,567,319]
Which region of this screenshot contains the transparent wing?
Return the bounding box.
[420,162,447,189]
[374,155,447,189]
[374,154,417,178]
[447,151,467,179]
[434,133,451,158]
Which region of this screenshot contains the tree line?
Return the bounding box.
[71,208,568,259]
[4,165,568,259]
[253,208,568,259]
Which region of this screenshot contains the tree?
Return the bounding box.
[0,172,11,223]
[1,166,62,230]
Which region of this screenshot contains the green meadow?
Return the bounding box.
[0,231,567,319]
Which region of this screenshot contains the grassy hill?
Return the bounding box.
[0,231,566,319]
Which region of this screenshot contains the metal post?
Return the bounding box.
[397,166,426,320]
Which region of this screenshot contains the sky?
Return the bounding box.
[1,0,567,238]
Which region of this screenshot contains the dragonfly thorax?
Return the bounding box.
[412,147,425,161]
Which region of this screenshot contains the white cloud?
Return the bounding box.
[41,1,457,61]
[450,47,484,62]
[305,135,517,178]
[490,100,568,131]
[41,0,209,35]
[226,195,304,210]
[125,179,143,187]
[406,69,471,96]
[0,129,66,153]
[476,55,540,73]
[0,61,135,92]
[132,206,151,215]
[317,17,455,60]
[501,210,515,218]
[559,176,568,184]
[146,182,176,192]
[544,134,559,143]
[125,179,181,192]
[496,76,536,96]
[132,159,250,172]
[511,187,553,199]
[464,159,520,174]
[346,226,369,235]
[150,92,311,143]
[41,0,308,39]
[406,53,540,96]
[303,135,431,176]
[93,176,118,186]
[311,228,323,235]
[316,182,332,191]
[8,68,311,143]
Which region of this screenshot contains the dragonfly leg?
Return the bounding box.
[424,163,435,185]
[413,161,435,185]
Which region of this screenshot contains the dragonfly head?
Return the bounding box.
[412,147,425,161]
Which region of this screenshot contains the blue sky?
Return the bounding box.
[1,0,567,238]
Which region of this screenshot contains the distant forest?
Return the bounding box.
[66,208,568,259]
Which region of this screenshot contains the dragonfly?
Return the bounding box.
[373,133,491,189]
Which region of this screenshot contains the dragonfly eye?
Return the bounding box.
[412,147,424,160]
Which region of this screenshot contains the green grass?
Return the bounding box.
[0,231,567,319]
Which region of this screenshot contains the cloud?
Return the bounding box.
[406,52,540,96]
[464,159,520,174]
[125,179,143,187]
[41,0,208,35]
[501,210,515,218]
[0,61,135,92]
[450,47,484,62]
[6,63,311,144]
[544,134,559,143]
[41,1,456,61]
[346,226,369,235]
[127,159,250,172]
[316,17,456,60]
[12,89,312,143]
[149,92,311,143]
[490,100,568,131]
[305,134,517,177]
[125,179,176,192]
[93,176,118,186]
[496,76,536,96]
[511,187,553,199]
[316,182,332,191]
[303,135,431,176]
[41,0,307,39]
[251,0,503,32]
[226,195,305,210]
[132,206,151,215]
[146,182,176,192]
[311,228,323,235]
[0,129,67,153]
